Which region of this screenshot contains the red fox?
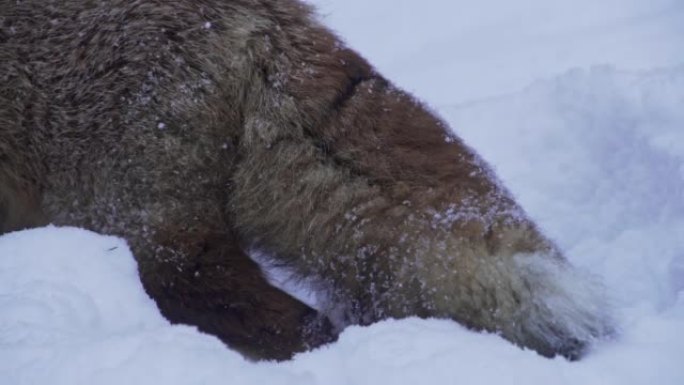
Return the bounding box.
[0,0,611,360]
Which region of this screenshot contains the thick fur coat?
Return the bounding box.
[0,0,612,360]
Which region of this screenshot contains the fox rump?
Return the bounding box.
[0,0,612,360]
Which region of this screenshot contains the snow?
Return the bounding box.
[2,1,683,384]
[311,0,684,105]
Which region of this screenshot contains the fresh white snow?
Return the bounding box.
[2,0,683,384]
[312,0,684,105]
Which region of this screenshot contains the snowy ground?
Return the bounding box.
[2,1,684,384]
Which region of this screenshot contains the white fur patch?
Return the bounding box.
[510,254,615,351]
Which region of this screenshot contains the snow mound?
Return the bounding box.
[0,227,303,385]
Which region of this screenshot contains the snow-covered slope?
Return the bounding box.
[311,0,684,105]
[2,1,683,384]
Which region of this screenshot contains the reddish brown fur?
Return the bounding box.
[145,226,334,359]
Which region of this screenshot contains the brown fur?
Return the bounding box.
[0,0,611,360]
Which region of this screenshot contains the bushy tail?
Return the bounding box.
[479,253,615,359]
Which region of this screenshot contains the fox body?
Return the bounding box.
[0,0,611,360]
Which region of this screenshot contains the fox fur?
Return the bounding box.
[0,0,612,360]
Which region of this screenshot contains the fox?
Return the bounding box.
[0,0,612,360]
